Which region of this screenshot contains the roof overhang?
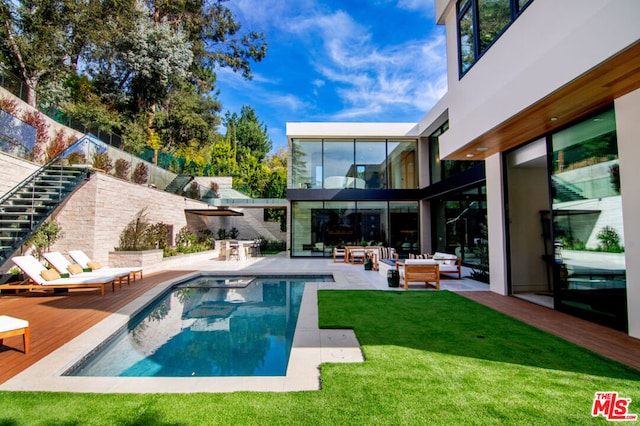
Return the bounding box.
[447,40,640,160]
[185,209,244,217]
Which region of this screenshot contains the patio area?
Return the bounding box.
[0,253,638,393]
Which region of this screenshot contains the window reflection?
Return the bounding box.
[551,108,627,330]
[355,141,387,189]
[323,141,356,189]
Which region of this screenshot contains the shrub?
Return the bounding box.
[597,226,624,253]
[146,222,171,250]
[184,182,200,200]
[229,227,239,239]
[176,225,196,252]
[217,228,228,240]
[92,152,113,173]
[114,158,131,180]
[117,209,151,251]
[21,110,49,162]
[66,151,87,165]
[264,240,286,252]
[46,130,75,162]
[132,162,149,184]
[0,96,19,115]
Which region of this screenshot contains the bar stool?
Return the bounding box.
[228,240,240,261]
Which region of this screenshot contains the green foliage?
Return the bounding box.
[229,227,239,239]
[146,222,172,250]
[2,291,639,424]
[92,152,113,173]
[263,239,286,252]
[117,209,151,251]
[176,225,196,250]
[597,225,624,253]
[26,219,64,260]
[610,163,621,193]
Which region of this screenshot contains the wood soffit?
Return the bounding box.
[447,40,640,160]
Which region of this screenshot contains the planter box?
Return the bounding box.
[108,249,163,268]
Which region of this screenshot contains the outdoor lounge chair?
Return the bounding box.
[396,259,440,290]
[2,255,118,297]
[43,252,131,287]
[68,249,143,282]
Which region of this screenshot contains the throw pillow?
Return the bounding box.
[67,263,84,275]
[87,261,102,270]
[41,269,61,281]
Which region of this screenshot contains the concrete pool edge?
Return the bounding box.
[0,271,364,393]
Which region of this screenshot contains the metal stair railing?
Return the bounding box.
[0,136,97,264]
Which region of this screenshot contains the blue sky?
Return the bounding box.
[215,0,448,153]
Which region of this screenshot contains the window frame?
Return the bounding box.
[457,0,534,78]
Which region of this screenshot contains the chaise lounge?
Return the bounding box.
[2,255,119,297]
[68,249,143,281]
[43,252,132,287]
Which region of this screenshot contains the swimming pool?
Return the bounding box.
[66,274,333,377]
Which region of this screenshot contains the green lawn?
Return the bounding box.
[1,290,639,425]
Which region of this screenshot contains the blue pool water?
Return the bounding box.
[66,274,333,377]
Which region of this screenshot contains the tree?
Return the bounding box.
[209,139,237,176]
[0,0,72,106]
[225,105,271,162]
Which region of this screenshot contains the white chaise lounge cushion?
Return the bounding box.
[11,256,119,285]
[68,250,142,277]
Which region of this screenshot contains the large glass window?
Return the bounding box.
[290,201,417,257]
[290,138,418,190]
[388,141,417,189]
[551,108,626,330]
[458,0,475,74]
[478,0,511,53]
[355,141,387,189]
[323,140,356,189]
[429,122,482,184]
[291,139,322,189]
[457,0,534,76]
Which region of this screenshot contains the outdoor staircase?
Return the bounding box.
[552,178,586,203]
[164,174,194,194]
[0,161,93,265]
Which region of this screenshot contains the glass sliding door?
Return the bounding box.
[390,202,420,255]
[432,185,488,268]
[291,202,323,255]
[550,108,627,331]
[357,201,388,246]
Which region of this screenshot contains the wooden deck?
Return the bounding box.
[1,277,639,386]
[460,291,640,371]
[0,270,192,384]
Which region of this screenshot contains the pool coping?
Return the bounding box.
[0,271,364,393]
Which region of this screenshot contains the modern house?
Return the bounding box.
[286,0,640,338]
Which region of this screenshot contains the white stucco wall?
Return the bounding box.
[485,153,508,295]
[436,0,640,158]
[615,88,640,339]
